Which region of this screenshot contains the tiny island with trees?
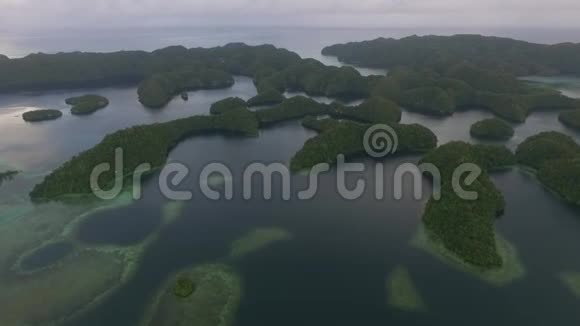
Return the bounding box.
[22,109,63,122]
[66,94,109,115]
[470,118,515,141]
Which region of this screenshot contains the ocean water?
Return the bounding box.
[1,26,580,326]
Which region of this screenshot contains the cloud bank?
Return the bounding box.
[1,0,579,30]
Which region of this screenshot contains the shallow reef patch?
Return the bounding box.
[142,264,242,326]
[229,228,293,259]
[411,224,525,286]
[386,265,426,312]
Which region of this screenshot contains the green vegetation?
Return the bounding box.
[517,132,580,205]
[0,170,19,187]
[143,264,241,326]
[30,108,259,201]
[210,97,247,115]
[0,44,301,93]
[257,96,401,127]
[399,87,455,116]
[334,97,402,123]
[230,228,293,258]
[255,59,370,99]
[420,142,516,268]
[516,131,580,169]
[173,276,196,298]
[256,96,331,125]
[324,36,580,122]
[559,272,580,298]
[301,116,340,133]
[386,266,426,312]
[559,110,580,131]
[247,88,285,107]
[66,94,109,115]
[322,34,580,75]
[470,118,515,141]
[22,109,62,122]
[411,225,525,286]
[138,69,234,108]
[290,119,437,171]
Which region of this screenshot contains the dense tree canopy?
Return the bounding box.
[66,94,109,115]
[323,34,580,75]
[559,110,580,131]
[256,96,331,125]
[138,69,234,108]
[325,36,580,122]
[470,118,515,141]
[420,142,515,268]
[333,97,402,124]
[516,132,580,205]
[30,107,259,201]
[22,109,63,122]
[290,119,436,171]
[210,97,247,115]
[247,88,285,107]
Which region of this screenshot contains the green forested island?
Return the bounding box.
[333,97,402,123]
[30,107,259,200]
[66,94,109,115]
[3,38,580,120]
[22,109,63,122]
[138,69,234,108]
[255,96,331,125]
[290,118,436,171]
[559,110,580,131]
[470,118,515,141]
[516,132,580,205]
[209,97,247,115]
[322,34,580,75]
[323,36,580,122]
[420,142,516,267]
[247,88,285,107]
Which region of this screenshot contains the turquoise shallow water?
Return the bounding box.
[1,27,580,325]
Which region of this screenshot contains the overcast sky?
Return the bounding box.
[2,0,580,30]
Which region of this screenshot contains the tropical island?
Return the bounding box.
[22,109,63,122]
[516,132,580,205]
[66,94,109,115]
[419,142,516,268]
[138,69,235,108]
[209,97,247,115]
[333,97,402,123]
[323,35,580,122]
[30,107,259,200]
[247,88,285,107]
[142,264,241,326]
[290,118,436,171]
[559,110,580,131]
[470,118,515,141]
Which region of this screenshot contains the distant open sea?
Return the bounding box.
[2,26,580,60]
